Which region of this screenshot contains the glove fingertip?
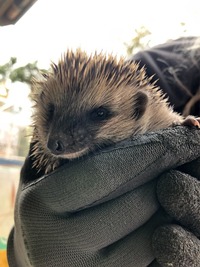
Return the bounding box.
[152,224,200,267]
[157,170,200,235]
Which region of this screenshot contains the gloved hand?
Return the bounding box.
[7,126,200,267]
[152,158,200,267]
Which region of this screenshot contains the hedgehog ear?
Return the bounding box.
[133,91,148,120]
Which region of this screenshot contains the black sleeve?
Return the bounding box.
[130,37,200,116]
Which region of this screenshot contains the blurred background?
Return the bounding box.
[0,0,200,263]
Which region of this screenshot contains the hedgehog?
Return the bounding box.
[30,50,200,174]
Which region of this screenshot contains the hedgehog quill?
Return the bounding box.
[31,50,200,174]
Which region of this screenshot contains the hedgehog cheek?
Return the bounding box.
[132,91,148,120]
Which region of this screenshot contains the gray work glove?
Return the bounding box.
[152,158,200,267]
[7,126,200,267]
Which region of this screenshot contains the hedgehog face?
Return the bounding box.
[35,85,145,160]
[32,50,150,162]
[47,106,115,158]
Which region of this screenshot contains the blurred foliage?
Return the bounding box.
[0,58,45,158]
[0,57,17,81]
[180,22,187,33]
[125,23,188,57]
[124,26,151,56]
[17,127,32,157]
[0,57,47,84]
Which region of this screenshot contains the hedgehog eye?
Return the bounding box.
[89,106,111,122]
[47,103,55,120]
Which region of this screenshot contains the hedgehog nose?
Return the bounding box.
[47,139,65,155]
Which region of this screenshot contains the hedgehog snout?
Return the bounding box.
[47,138,65,155]
[46,127,91,157]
